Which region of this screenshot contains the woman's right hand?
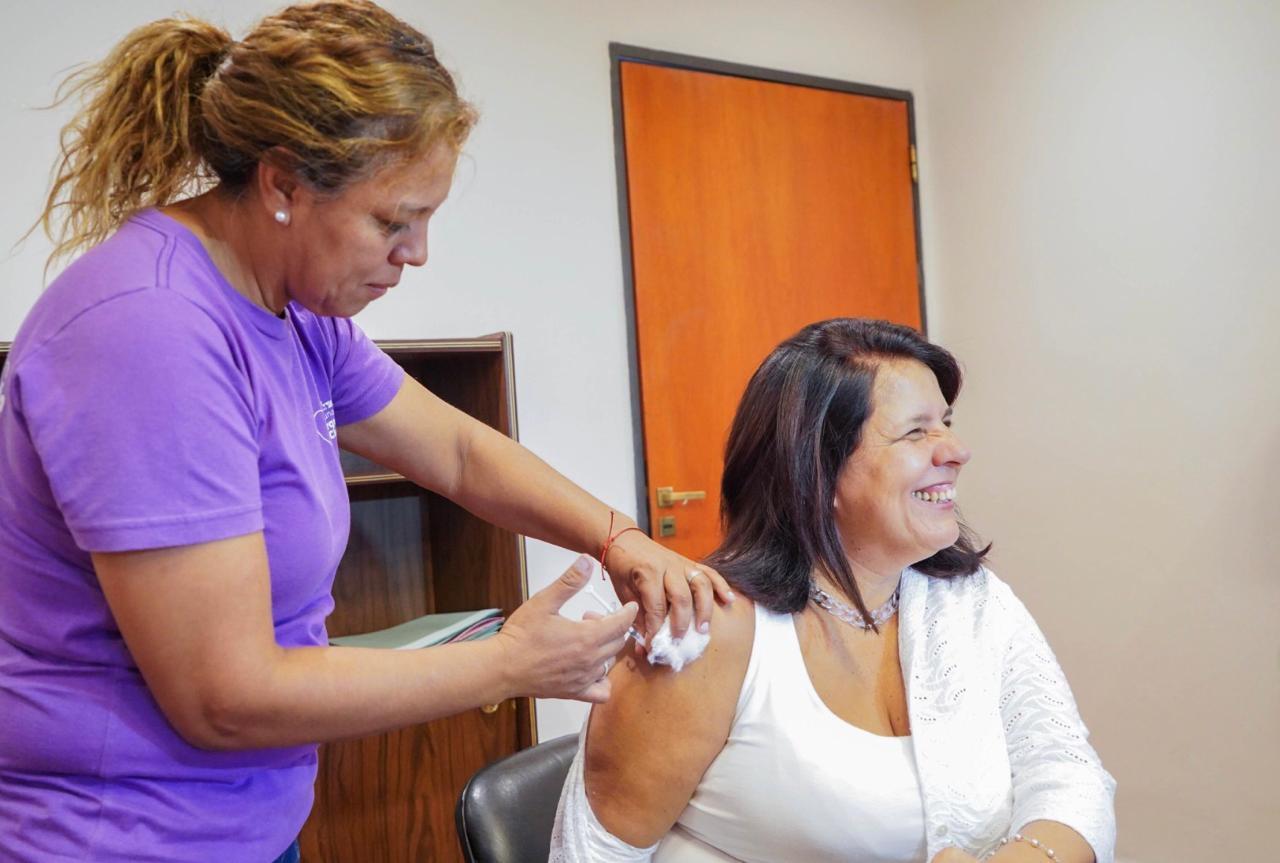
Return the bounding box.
[492,555,638,703]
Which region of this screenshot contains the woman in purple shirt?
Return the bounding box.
[0,3,730,861]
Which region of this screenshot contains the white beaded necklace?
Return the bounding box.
[809,580,900,630]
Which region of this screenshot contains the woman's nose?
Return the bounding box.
[935,429,972,468]
[391,226,428,267]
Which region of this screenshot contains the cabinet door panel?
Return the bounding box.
[301,705,520,863]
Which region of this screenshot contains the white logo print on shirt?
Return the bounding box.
[313,399,336,442]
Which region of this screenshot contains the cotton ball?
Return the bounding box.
[645,618,710,672]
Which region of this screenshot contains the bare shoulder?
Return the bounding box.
[583,596,756,846]
[600,593,755,718]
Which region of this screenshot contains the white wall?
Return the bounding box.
[4,3,1275,860]
[916,1,1280,860]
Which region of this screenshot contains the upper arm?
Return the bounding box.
[19,292,262,552]
[92,533,280,749]
[18,292,283,747]
[583,598,755,847]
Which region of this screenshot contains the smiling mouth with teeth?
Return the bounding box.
[911,487,956,503]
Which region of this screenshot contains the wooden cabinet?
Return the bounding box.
[299,335,535,863]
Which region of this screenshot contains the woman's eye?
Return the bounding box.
[904,429,926,440]
[377,218,408,234]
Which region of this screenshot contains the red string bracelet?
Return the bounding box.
[599,510,646,577]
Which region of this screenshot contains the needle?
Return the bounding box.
[585,583,647,647]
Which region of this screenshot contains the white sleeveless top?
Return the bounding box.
[654,603,926,862]
[552,568,1117,863]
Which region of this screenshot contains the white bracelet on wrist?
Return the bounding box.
[984,833,1057,860]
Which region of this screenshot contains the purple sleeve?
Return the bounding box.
[17,289,262,553]
[324,316,404,427]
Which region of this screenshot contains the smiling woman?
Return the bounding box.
[833,358,972,582]
[0,3,732,862]
[550,319,1117,863]
[708,318,988,622]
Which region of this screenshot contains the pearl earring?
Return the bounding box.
[274,210,289,225]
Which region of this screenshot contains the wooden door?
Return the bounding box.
[616,51,923,558]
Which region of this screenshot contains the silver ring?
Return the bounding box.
[686,568,704,583]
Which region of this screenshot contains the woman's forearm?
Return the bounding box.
[191,638,513,750]
[338,375,729,640]
[989,821,1095,863]
[341,378,629,560]
[448,420,627,557]
[448,422,736,639]
[179,552,634,752]
[97,534,534,753]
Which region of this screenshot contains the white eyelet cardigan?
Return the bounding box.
[550,567,1117,862]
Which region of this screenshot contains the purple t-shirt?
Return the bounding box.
[0,210,404,862]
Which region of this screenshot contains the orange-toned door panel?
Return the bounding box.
[620,59,922,559]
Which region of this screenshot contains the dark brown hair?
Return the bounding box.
[706,318,991,622]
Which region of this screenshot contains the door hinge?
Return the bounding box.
[910,145,918,183]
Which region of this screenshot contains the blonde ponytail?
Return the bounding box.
[39,18,232,267]
[36,0,477,272]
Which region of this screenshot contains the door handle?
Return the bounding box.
[656,486,706,508]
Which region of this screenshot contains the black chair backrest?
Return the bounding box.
[455,733,579,863]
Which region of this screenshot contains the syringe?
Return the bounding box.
[584,583,647,648]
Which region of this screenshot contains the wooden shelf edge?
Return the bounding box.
[343,471,407,487]
[373,335,506,353]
